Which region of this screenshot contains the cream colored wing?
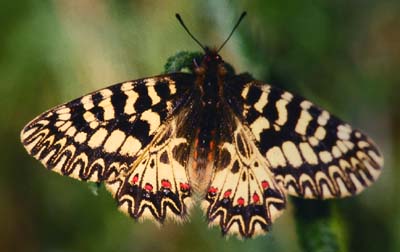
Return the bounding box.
[21,73,194,182]
[106,115,193,222]
[202,116,286,238]
[225,76,383,199]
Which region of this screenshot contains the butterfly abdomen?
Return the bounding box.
[189,49,227,191]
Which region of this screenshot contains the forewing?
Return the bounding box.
[21,73,194,182]
[202,112,286,238]
[226,76,383,199]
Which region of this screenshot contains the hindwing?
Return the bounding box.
[106,110,194,222]
[202,106,286,238]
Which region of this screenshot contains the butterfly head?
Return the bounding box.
[176,12,246,69]
[190,47,234,79]
[201,47,223,67]
[175,12,246,77]
[203,47,222,61]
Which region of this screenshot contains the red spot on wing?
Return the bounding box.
[132,174,139,184]
[208,186,218,194]
[252,192,260,203]
[223,189,232,198]
[261,180,269,189]
[144,183,153,191]
[237,197,245,206]
[161,179,171,189]
[180,182,190,191]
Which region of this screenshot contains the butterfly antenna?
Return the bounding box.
[217,11,247,53]
[176,13,206,50]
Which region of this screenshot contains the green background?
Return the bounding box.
[1,1,398,251]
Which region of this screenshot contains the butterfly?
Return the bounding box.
[20,12,383,238]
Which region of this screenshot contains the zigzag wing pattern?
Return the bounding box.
[226,76,383,199]
[203,109,286,238]
[106,110,194,223]
[20,73,194,182]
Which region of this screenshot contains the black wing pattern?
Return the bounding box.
[203,106,286,237]
[21,73,196,221]
[225,75,383,199]
[107,105,194,223]
[20,62,384,237]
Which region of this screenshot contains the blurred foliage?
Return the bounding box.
[292,199,342,252]
[164,51,202,73]
[0,0,398,252]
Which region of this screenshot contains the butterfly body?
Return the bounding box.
[190,48,227,191]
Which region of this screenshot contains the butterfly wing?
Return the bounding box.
[21,73,196,221]
[106,105,194,222]
[225,75,383,199]
[202,105,286,238]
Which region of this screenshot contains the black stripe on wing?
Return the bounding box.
[21,73,195,182]
[225,75,383,199]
